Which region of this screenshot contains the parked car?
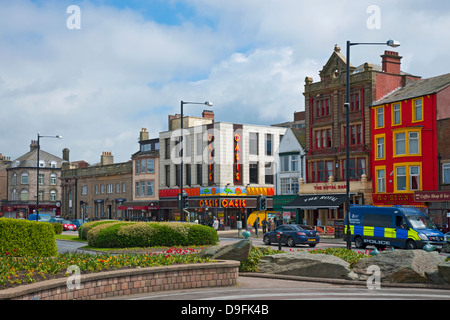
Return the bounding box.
[71,219,87,229]
[263,224,320,247]
[28,213,52,222]
[49,218,77,231]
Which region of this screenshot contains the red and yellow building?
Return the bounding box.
[371,73,450,225]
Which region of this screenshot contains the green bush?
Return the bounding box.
[86,221,218,248]
[78,220,119,240]
[50,222,63,235]
[0,218,58,257]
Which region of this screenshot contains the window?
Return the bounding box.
[443,163,450,184]
[165,165,170,187]
[146,159,154,173]
[316,98,330,117]
[265,162,273,184]
[196,133,203,156]
[392,103,401,125]
[20,189,28,201]
[280,177,299,195]
[165,138,170,160]
[50,173,57,185]
[350,93,360,112]
[394,163,421,192]
[122,182,126,193]
[116,183,120,193]
[186,164,191,186]
[38,173,44,185]
[394,132,406,155]
[107,184,113,194]
[265,134,272,156]
[12,173,17,185]
[376,168,386,193]
[413,98,423,122]
[95,185,99,194]
[38,190,44,201]
[410,166,420,190]
[101,184,104,194]
[21,172,29,184]
[280,155,299,172]
[312,161,333,182]
[314,128,332,149]
[81,185,87,195]
[394,129,421,156]
[197,164,203,185]
[135,182,140,197]
[249,133,258,155]
[50,190,56,201]
[408,132,419,154]
[342,158,366,181]
[375,135,385,160]
[396,166,407,191]
[375,107,384,128]
[146,181,154,196]
[249,162,258,184]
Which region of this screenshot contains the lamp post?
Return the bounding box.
[345,40,400,249]
[179,101,213,222]
[36,133,62,222]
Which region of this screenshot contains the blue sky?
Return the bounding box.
[1,0,450,164]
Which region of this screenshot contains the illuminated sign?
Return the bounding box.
[199,198,247,208]
[207,124,214,186]
[233,124,243,185]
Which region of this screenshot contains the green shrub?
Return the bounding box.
[86,221,218,248]
[78,220,119,240]
[0,218,58,257]
[50,222,63,235]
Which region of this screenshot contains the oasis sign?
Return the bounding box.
[199,198,247,208]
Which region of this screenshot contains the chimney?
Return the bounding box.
[100,151,114,166]
[30,140,39,151]
[202,110,214,122]
[381,50,402,75]
[140,128,149,141]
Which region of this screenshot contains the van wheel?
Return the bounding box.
[406,240,417,250]
[355,236,366,249]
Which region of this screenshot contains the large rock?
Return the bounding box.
[352,250,447,284]
[257,251,358,280]
[198,239,252,262]
[437,262,450,284]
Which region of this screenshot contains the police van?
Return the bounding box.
[345,205,446,250]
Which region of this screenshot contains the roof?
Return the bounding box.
[290,127,306,150]
[6,148,63,169]
[373,73,450,106]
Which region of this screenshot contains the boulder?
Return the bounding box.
[352,250,447,284]
[257,251,358,280]
[437,262,450,284]
[198,239,252,262]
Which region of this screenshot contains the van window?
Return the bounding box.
[406,215,437,230]
[363,214,391,228]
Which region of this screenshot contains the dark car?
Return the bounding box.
[71,219,87,229]
[263,224,319,247]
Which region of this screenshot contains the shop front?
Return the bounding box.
[117,201,160,221]
[158,186,274,228]
[0,202,61,219]
[272,195,298,226]
[414,191,450,231]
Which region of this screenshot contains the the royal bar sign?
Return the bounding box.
[414,191,450,202]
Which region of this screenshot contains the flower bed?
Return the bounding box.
[0,247,210,290]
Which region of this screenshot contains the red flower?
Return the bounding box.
[5,252,9,255]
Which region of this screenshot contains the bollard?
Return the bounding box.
[277,232,282,251]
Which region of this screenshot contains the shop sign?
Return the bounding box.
[199,198,247,208]
[414,191,450,202]
[233,124,243,185]
[372,193,423,206]
[207,124,214,186]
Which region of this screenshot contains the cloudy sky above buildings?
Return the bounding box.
[1,0,449,164]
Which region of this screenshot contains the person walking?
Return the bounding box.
[262,218,267,234]
[253,218,259,237]
[213,217,219,231]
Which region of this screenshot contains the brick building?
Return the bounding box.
[297,45,420,227]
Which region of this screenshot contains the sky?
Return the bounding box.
[1,0,450,165]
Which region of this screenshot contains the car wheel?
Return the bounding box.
[263,235,271,245]
[406,240,417,250]
[287,237,295,247]
[308,243,316,248]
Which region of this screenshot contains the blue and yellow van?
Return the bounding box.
[345,205,446,250]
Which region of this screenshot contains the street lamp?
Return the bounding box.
[345,40,400,249]
[179,101,213,221]
[36,133,62,222]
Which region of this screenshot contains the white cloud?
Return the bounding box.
[1,0,449,165]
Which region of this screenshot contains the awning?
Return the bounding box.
[117,201,159,210]
[283,193,348,210]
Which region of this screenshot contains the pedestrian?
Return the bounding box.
[213,217,219,231]
[262,218,267,234]
[253,218,259,237]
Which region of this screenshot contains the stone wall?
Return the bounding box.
[0,261,240,300]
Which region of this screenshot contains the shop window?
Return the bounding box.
[443,163,450,184]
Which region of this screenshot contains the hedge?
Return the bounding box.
[0,218,58,257]
[78,220,120,240]
[86,221,219,248]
